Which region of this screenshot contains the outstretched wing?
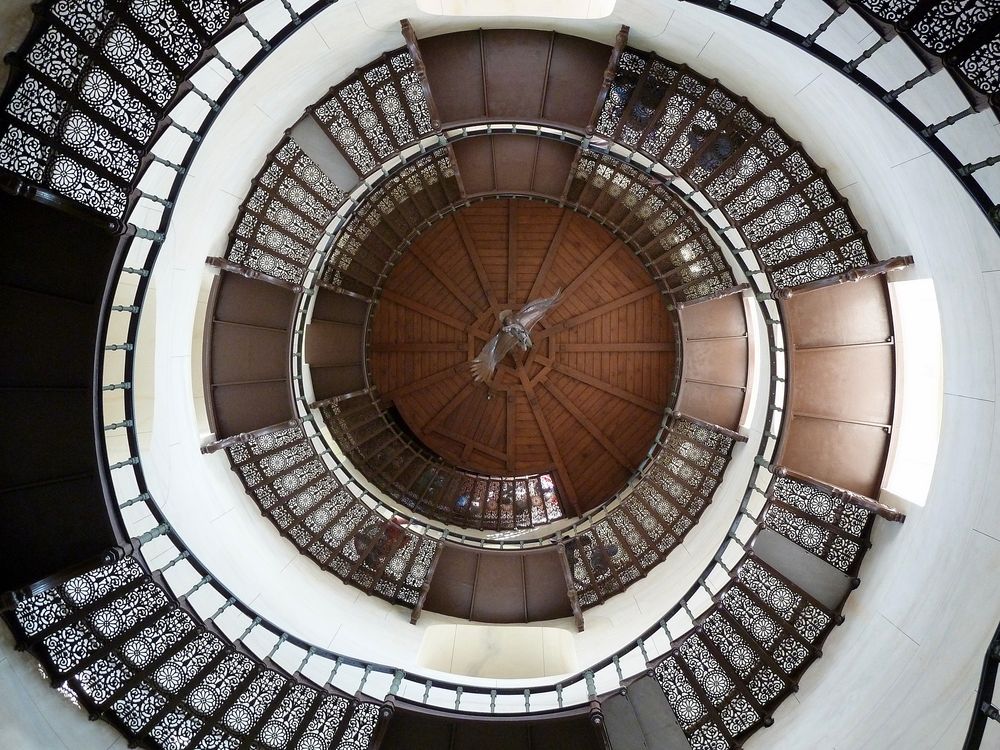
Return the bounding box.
[512,288,562,331]
[470,330,519,382]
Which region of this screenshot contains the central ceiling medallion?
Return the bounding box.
[370,198,678,513]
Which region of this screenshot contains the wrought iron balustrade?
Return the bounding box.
[676,0,1000,233]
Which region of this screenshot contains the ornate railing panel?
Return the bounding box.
[222,419,441,609]
[850,0,999,99]
[564,150,737,302]
[674,0,999,232]
[565,415,738,608]
[317,392,567,531]
[3,552,382,750]
[654,554,837,748]
[0,0,246,221]
[214,135,347,289]
[319,146,461,298]
[308,46,438,176]
[760,473,874,577]
[592,46,877,289]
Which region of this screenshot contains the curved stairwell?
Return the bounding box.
[0,2,944,749]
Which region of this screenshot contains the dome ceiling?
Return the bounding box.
[371,198,678,513]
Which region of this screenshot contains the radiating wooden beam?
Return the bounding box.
[382,362,467,400]
[517,370,580,514]
[453,213,501,311]
[546,238,625,319]
[537,284,659,339]
[542,380,633,470]
[409,244,484,316]
[371,342,466,352]
[559,342,674,352]
[551,361,663,414]
[527,210,574,301]
[381,288,488,337]
[508,200,519,305]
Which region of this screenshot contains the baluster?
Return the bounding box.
[169,119,202,142]
[422,680,432,703]
[760,0,785,26]
[490,689,496,713]
[237,616,261,643]
[160,550,190,572]
[922,105,978,136]
[636,638,649,664]
[209,596,236,621]
[959,154,1000,177]
[882,67,937,103]
[150,153,186,173]
[844,35,891,73]
[328,657,343,683]
[454,686,463,710]
[524,689,531,712]
[119,492,150,508]
[297,647,316,674]
[358,665,372,693]
[241,18,271,50]
[266,633,288,659]
[182,575,211,599]
[802,8,843,47]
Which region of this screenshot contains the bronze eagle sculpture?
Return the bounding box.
[469,290,563,383]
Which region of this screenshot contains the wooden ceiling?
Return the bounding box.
[370,199,677,514]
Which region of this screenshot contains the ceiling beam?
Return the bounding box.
[516,369,581,514]
[527,210,574,301]
[551,361,663,414]
[453,213,501,312]
[537,284,659,339]
[541,380,633,470]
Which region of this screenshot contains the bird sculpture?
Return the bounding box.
[469,289,563,383]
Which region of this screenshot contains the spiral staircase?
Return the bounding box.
[1,1,999,749]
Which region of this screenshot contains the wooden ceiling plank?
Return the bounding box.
[553,238,625,307]
[426,385,477,433]
[541,379,633,470]
[516,368,581,514]
[371,342,466,352]
[453,212,502,312]
[527,210,574,301]
[551,361,662,413]
[381,288,474,333]
[537,284,659,339]
[508,200,519,305]
[382,362,467,400]
[560,342,675,352]
[410,244,484,316]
